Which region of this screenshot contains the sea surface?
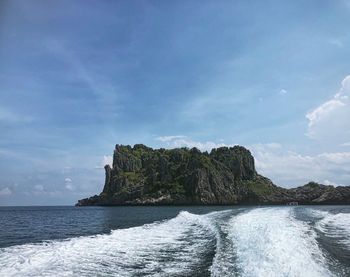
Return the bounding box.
[0,205,350,276]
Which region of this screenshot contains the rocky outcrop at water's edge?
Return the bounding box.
[76,144,350,206]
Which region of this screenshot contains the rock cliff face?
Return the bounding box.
[76,144,350,206]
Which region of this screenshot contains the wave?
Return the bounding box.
[312,210,350,249]
[0,211,218,277]
[225,207,332,277]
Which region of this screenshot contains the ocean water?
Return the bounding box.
[0,206,349,276]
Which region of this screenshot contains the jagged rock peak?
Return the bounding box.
[76,143,350,206]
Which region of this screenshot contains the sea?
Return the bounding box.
[0,205,349,276]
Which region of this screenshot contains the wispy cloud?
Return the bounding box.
[44,39,122,119]
[156,135,186,142]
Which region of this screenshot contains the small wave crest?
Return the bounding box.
[312,210,350,249]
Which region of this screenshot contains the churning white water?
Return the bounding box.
[228,208,332,277]
[313,210,350,249]
[1,207,349,277]
[0,211,216,277]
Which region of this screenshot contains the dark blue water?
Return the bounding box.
[0,206,231,248]
[0,205,349,276]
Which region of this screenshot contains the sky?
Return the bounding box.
[1,0,350,205]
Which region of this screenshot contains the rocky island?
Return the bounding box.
[76,144,350,206]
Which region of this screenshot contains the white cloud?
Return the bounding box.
[306,99,345,127]
[103,155,113,167]
[324,180,342,187]
[64,177,74,191]
[279,89,287,95]
[0,187,12,197]
[156,136,232,152]
[340,75,350,93]
[250,143,350,187]
[318,152,350,164]
[95,155,113,169]
[306,75,350,143]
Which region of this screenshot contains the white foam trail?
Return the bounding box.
[0,211,216,277]
[227,207,332,277]
[313,210,350,249]
[209,218,237,277]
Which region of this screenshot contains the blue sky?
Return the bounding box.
[1,0,350,205]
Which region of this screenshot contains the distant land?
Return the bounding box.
[77,144,350,206]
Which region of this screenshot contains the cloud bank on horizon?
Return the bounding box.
[0,0,350,205]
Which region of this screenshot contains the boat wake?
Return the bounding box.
[225,208,331,277]
[0,211,219,276]
[314,210,350,250]
[1,207,349,276]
